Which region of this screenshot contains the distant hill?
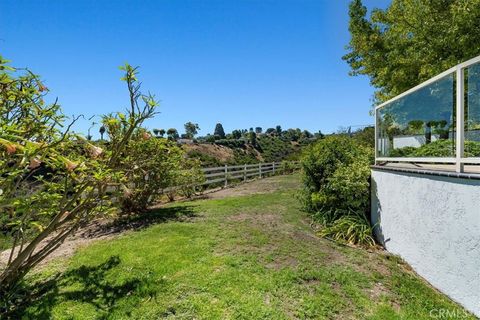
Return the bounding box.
[182,135,314,167]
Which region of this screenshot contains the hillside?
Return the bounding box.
[183,136,307,167]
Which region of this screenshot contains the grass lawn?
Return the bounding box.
[12,174,474,319]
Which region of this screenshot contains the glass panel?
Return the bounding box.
[377,73,455,158]
[465,63,480,157]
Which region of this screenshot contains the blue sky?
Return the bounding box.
[0,0,390,137]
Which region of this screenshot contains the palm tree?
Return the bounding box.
[99,126,105,140]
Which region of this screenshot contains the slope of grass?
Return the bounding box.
[10,175,474,319]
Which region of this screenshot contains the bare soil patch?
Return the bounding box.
[183,144,235,162]
[205,176,290,199]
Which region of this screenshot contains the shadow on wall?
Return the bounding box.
[370,176,387,246]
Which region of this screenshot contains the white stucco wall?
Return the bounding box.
[392,134,439,149]
[371,169,480,317]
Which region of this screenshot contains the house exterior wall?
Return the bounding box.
[371,168,480,317]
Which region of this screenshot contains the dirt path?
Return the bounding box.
[201,175,297,199]
[0,175,295,269]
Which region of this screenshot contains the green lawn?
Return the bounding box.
[13,174,473,319]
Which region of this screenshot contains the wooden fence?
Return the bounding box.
[201,161,300,188]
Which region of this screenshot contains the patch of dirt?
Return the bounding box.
[227,212,280,226]
[0,219,117,270]
[367,281,401,312]
[205,175,290,199]
[183,144,236,162]
[265,256,299,270]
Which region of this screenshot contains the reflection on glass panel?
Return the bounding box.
[465,63,480,157]
[377,73,455,157]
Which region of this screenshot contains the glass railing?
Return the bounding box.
[465,62,480,158]
[375,55,480,172]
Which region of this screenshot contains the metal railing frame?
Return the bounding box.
[374,55,480,172]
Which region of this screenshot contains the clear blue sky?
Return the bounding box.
[0,0,390,137]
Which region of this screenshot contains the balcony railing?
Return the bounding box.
[375,55,480,173]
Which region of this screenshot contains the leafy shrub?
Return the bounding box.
[318,212,376,247]
[410,139,454,157]
[256,135,295,162]
[389,146,417,157]
[174,162,205,198]
[187,150,222,167]
[230,149,258,165]
[215,139,246,149]
[390,139,480,157]
[465,140,480,156]
[352,126,375,148]
[115,131,186,213]
[300,136,375,247]
[0,60,156,298]
[280,161,297,174]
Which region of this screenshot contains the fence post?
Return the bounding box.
[259,163,262,178]
[224,164,228,187]
[244,164,247,182]
[272,162,276,175]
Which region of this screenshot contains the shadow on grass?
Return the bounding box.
[82,205,198,239]
[5,255,155,319]
[2,206,197,318]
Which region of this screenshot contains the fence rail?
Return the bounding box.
[201,161,300,187]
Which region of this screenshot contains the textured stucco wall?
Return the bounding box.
[371,169,480,317]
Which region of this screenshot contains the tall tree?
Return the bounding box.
[214,123,225,139]
[248,131,257,146]
[265,128,275,135]
[275,125,282,135]
[99,125,105,140]
[184,122,200,139]
[167,128,179,140]
[255,127,262,134]
[231,129,242,139]
[344,0,480,104]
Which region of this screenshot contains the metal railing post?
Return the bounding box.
[456,66,465,173]
[374,108,378,164]
[224,164,228,187]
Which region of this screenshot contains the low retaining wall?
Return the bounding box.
[371,167,480,317]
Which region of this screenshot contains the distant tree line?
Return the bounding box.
[147,121,324,146]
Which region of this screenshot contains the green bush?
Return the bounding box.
[390,139,480,157]
[257,135,295,162]
[318,212,376,247]
[187,150,222,167]
[300,136,375,247]
[0,60,156,297]
[116,131,187,213]
[280,160,297,174]
[215,139,246,149]
[174,162,205,198]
